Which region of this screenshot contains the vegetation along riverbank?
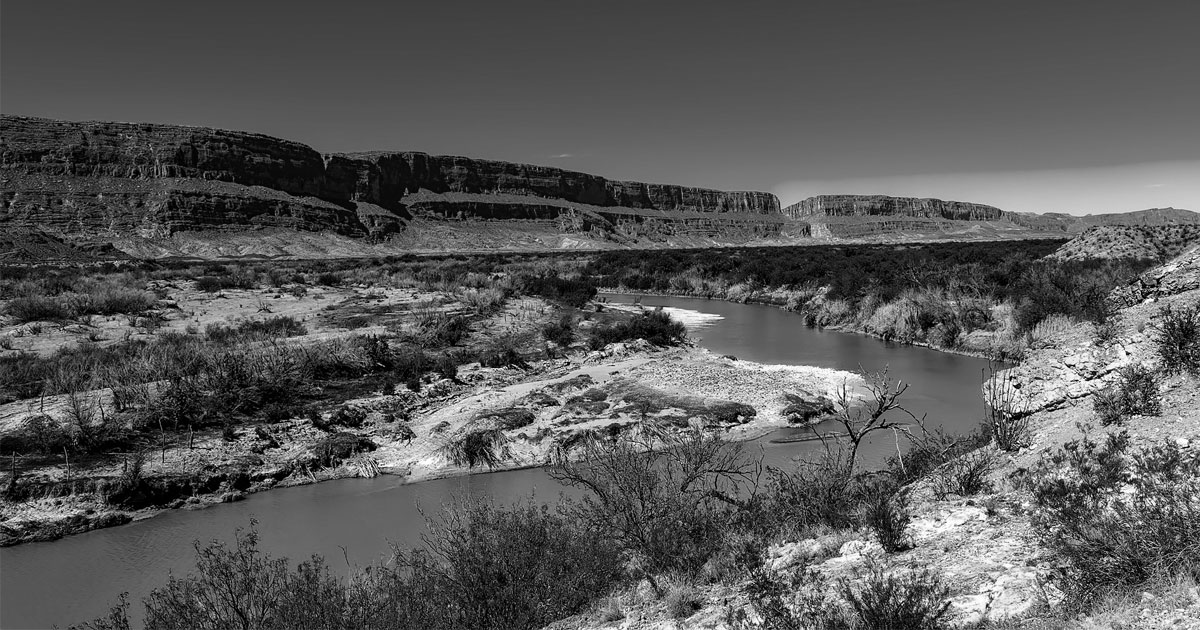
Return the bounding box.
[2,240,1197,630]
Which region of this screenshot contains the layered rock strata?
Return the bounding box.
[784,194,1003,221]
[0,115,782,246]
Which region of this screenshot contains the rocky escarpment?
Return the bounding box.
[784,194,1004,221]
[1,115,782,254]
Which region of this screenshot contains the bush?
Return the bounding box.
[78,502,624,630]
[1022,434,1200,607]
[441,428,510,469]
[862,481,911,553]
[542,315,575,347]
[1153,303,1200,375]
[518,274,596,308]
[840,564,952,630]
[550,429,755,581]
[587,310,687,350]
[1093,364,1161,426]
[663,579,702,619]
[311,432,376,469]
[929,449,996,499]
[5,295,75,321]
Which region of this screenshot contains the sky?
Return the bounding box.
[2,0,1197,214]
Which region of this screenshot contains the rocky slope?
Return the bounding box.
[1048,224,1200,262]
[0,115,784,255]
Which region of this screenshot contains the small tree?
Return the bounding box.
[827,367,923,471]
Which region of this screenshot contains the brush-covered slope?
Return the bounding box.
[1048,224,1200,262]
[0,115,783,257]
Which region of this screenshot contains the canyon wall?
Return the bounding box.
[784,194,1004,222]
[0,115,782,248]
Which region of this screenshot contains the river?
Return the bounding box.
[0,295,995,629]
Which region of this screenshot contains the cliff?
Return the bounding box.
[0,115,783,255]
[784,194,1004,221]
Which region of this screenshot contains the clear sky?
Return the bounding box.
[2,0,1197,213]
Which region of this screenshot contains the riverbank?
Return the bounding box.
[599,286,1025,361]
[0,339,859,547]
[554,249,1200,630]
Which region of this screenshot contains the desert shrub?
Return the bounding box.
[434,353,458,380]
[410,500,625,630]
[387,343,427,381]
[840,564,952,630]
[1153,303,1200,375]
[587,310,687,349]
[1022,434,1200,607]
[861,481,911,553]
[762,450,860,535]
[441,428,510,469]
[194,269,257,293]
[206,316,308,342]
[419,314,470,348]
[929,449,996,499]
[459,287,508,314]
[663,578,703,619]
[478,338,529,369]
[518,273,596,308]
[315,272,342,287]
[550,428,756,582]
[1093,364,1161,426]
[4,295,76,321]
[311,432,376,469]
[542,315,575,346]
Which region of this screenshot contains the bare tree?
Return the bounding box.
[823,367,924,471]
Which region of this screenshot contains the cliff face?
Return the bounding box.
[1,115,782,252]
[784,194,1004,221]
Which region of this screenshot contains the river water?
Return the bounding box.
[0,295,994,629]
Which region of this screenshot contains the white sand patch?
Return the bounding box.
[606,302,724,330]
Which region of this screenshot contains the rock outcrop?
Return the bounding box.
[0,115,783,254]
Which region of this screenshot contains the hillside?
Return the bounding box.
[1048,224,1200,262]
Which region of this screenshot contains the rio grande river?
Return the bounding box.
[0,295,995,629]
